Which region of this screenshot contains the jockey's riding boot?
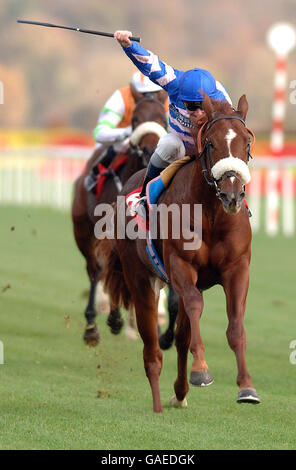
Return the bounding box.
[137,162,162,218]
[84,166,99,192]
[98,145,117,167]
[139,162,162,198]
[84,146,117,193]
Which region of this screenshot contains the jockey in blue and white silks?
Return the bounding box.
[122,42,232,155]
[114,30,233,206]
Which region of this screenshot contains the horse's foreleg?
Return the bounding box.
[222,260,260,404]
[170,255,213,387]
[182,286,213,387]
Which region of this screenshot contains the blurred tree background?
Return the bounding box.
[0,0,295,134]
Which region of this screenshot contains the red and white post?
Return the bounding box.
[266,23,296,236]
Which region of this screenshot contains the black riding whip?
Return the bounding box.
[17,20,141,43]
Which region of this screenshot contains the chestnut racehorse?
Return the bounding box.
[72,93,169,346]
[102,94,260,412]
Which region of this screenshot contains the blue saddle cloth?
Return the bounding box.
[145,176,169,283]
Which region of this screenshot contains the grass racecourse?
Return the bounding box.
[0,205,295,450]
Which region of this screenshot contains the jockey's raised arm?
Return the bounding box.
[114,30,182,98]
[114,30,232,105]
[114,30,233,215]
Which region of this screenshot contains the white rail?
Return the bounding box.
[248,157,296,236]
[0,146,90,210]
[0,147,295,235]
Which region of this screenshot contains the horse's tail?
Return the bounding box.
[99,238,132,310]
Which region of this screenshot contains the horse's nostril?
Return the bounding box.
[220,193,229,204]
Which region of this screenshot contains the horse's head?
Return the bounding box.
[197,94,253,215]
[129,95,168,166]
[131,83,168,108]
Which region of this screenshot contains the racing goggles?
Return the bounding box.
[183,101,203,111]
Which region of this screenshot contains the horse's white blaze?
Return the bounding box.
[230,176,235,184]
[211,127,251,184]
[225,128,237,157]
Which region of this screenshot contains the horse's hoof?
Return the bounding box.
[83,325,100,347]
[158,330,174,350]
[237,388,261,404]
[190,370,214,387]
[107,316,124,335]
[169,395,188,408]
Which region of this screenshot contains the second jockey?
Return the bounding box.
[94,71,168,164]
[84,71,169,193]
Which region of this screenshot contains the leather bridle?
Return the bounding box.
[196,115,255,198]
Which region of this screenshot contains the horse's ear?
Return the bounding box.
[201,92,214,120]
[237,94,248,120]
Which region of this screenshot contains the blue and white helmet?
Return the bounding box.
[178,68,226,102]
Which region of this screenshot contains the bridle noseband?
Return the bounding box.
[197,115,254,198]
